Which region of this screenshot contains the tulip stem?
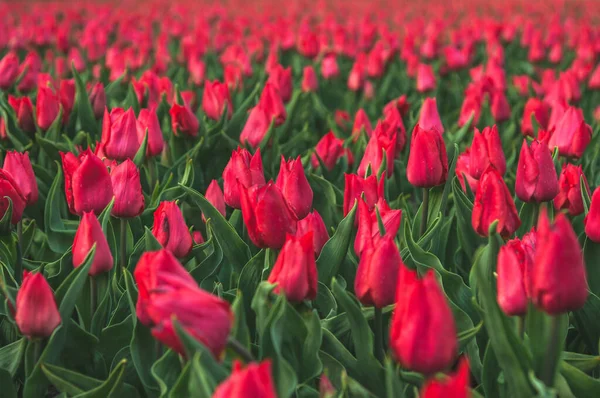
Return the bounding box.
[541,315,561,387]
[90,276,97,316]
[32,339,43,365]
[517,316,525,339]
[532,203,540,227]
[227,337,254,363]
[419,188,430,238]
[15,220,23,284]
[374,307,384,363]
[120,218,127,269]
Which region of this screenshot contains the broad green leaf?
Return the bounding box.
[72,64,99,134]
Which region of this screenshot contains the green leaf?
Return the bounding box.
[55,245,96,321]
[180,185,251,270]
[582,176,591,215]
[44,162,77,253]
[0,197,13,235]
[317,201,357,285]
[72,64,99,134]
[0,337,26,376]
[452,178,484,261]
[151,350,181,396]
[573,291,600,355]
[230,291,251,350]
[125,84,140,115]
[144,226,163,252]
[133,128,149,167]
[0,368,17,398]
[562,352,600,373]
[75,359,133,398]
[583,240,600,298]
[560,361,600,398]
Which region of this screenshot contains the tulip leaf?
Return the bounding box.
[124,84,140,115]
[452,177,484,261]
[144,226,162,252]
[74,359,131,398]
[451,113,474,143]
[582,176,591,215]
[230,291,251,350]
[0,196,13,235]
[55,245,95,322]
[317,201,357,286]
[167,362,191,398]
[562,352,600,373]
[226,81,262,138]
[0,95,31,151]
[72,64,99,135]
[0,337,26,376]
[187,351,225,398]
[151,350,181,396]
[129,320,159,395]
[179,185,251,269]
[573,291,600,355]
[44,162,78,253]
[0,369,16,398]
[133,128,149,167]
[560,361,600,398]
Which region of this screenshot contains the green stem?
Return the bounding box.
[120,218,127,269]
[541,315,561,387]
[15,220,23,284]
[517,316,525,340]
[227,337,254,363]
[32,339,43,365]
[419,188,430,238]
[374,307,384,363]
[90,276,97,316]
[531,203,540,228]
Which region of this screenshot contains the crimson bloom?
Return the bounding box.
[73,212,114,276]
[152,201,193,258]
[15,272,61,339]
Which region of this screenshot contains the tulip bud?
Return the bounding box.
[348,59,365,91]
[169,103,199,137]
[390,266,458,374]
[385,95,410,118]
[275,156,313,220]
[101,107,140,160]
[302,66,318,92]
[61,150,113,215]
[146,286,232,358]
[549,107,592,158]
[472,167,520,238]
[407,124,448,188]
[258,82,286,126]
[343,173,384,217]
[490,91,511,123]
[418,98,444,134]
[321,54,340,79]
[223,148,266,209]
[334,110,351,130]
[73,212,114,276]
[240,106,271,149]
[240,182,297,249]
[213,360,277,398]
[15,272,61,338]
[585,187,600,243]
[515,139,559,203]
[204,179,226,220]
[296,210,329,256]
[521,98,549,137]
[351,109,372,141]
[0,51,20,90]
[59,79,75,124]
[497,239,529,316]
[202,80,233,121]
[152,201,193,258]
[134,249,198,325]
[89,83,106,120]
[0,170,27,224]
[470,125,506,179]
[3,151,38,206]
[311,132,346,170]
[455,149,479,194]
[267,232,318,302]
[137,108,164,158]
[416,63,436,92]
[554,164,589,216]
[532,211,588,314]
[268,64,292,103]
[319,374,336,398]
[358,123,397,178]
[7,96,35,134]
[420,357,470,398]
[36,86,60,131]
[355,198,402,256]
[192,231,205,245]
[459,92,482,127]
[110,159,144,218]
[355,235,402,308]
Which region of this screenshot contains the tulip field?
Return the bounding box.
[2,0,600,396]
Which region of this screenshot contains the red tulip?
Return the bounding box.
[355,234,402,308]
[311,132,346,170]
[321,54,339,79]
[298,30,320,59]
[36,86,61,131]
[7,96,35,134]
[169,103,199,137]
[472,167,520,238]
[497,239,530,316]
[267,232,318,302]
[302,65,318,92]
[88,83,106,120]
[73,212,114,276]
[585,187,600,243]
[343,173,384,217]
[15,272,61,339]
[257,82,286,126]
[152,201,193,258]
[358,123,397,178]
[521,98,549,137]
[554,164,589,216]
[146,286,232,358]
[532,211,588,314]
[276,156,313,220]
[407,124,448,188]
[420,357,470,398]
[213,360,277,398]
[110,159,144,218]
[490,91,511,123]
[61,150,113,215]
[101,107,139,160]
[351,109,372,141]
[470,125,506,179]
[0,51,19,90]
[0,170,26,224]
[458,92,482,127]
[418,98,444,135]
[240,106,271,149]
[204,179,226,220]
[134,249,198,325]
[416,63,436,92]
[382,105,407,152]
[348,57,366,91]
[267,64,292,103]
[3,151,38,206]
[59,79,75,124]
[455,148,480,194]
[223,148,266,209]
[354,197,402,256]
[548,106,592,158]
[515,139,559,203]
[296,210,329,256]
[334,110,351,130]
[202,80,233,121]
[137,108,165,158]
[390,266,457,374]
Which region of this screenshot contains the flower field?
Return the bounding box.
[1,0,600,396]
